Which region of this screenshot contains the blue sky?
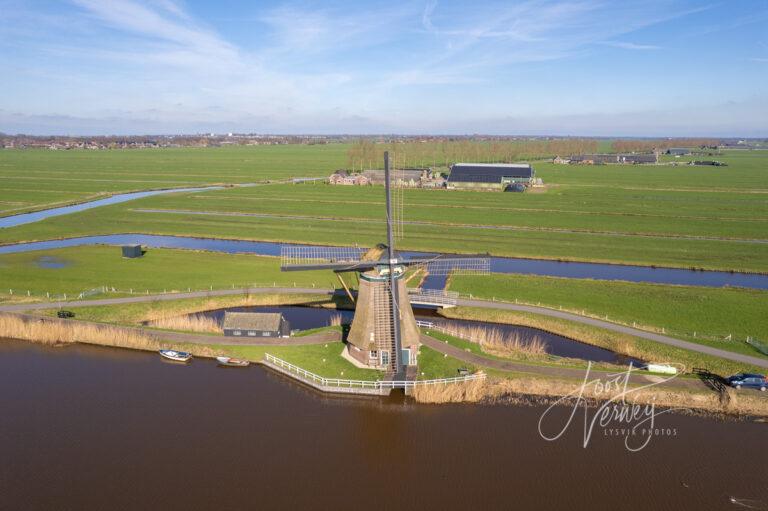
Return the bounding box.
[1,0,767,136]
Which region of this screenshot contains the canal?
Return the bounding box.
[1,339,765,510]
[1,234,766,290]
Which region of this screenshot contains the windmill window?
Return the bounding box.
[233,330,241,336]
[369,350,378,359]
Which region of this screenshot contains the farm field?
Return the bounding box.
[449,273,768,358]
[0,144,347,216]
[0,148,766,272]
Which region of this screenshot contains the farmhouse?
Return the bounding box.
[222,312,290,338]
[667,148,692,156]
[447,163,535,190]
[328,170,370,186]
[569,154,618,164]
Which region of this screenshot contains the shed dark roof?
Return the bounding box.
[223,312,282,331]
[449,163,533,183]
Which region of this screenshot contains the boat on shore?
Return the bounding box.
[159,349,192,363]
[216,356,250,367]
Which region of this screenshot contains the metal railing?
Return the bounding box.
[408,288,458,306]
[263,353,484,390]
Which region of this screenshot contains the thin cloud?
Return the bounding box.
[601,41,662,50]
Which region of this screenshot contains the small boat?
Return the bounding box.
[216,356,250,367]
[159,349,192,363]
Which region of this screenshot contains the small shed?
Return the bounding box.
[223,312,290,338]
[121,244,143,258]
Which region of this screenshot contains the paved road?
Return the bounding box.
[454,298,768,369]
[2,286,766,368]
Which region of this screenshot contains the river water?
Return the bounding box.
[0,339,765,510]
[1,234,766,290]
[0,186,225,229]
[190,305,641,365]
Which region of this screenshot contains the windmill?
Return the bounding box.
[280,152,489,376]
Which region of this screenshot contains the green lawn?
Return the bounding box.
[449,274,768,349]
[178,341,382,381]
[0,245,337,300]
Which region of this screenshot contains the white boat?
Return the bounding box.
[159,349,192,363]
[216,356,250,367]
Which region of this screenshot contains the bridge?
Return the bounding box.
[407,288,458,308]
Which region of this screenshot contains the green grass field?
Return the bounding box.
[0,246,337,300]
[1,148,766,271]
[0,144,347,216]
[449,273,768,357]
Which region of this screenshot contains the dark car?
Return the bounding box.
[57,310,75,319]
[727,373,767,391]
[504,183,526,193]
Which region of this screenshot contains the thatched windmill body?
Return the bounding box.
[281,153,489,376]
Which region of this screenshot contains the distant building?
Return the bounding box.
[447,163,535,190]
[552,156,571,164]
[329,171,370,186]
[689,160,727,167]
[618,153,658,164]
[121,244,143,258]
[569,153,657,165]
[667,148,691,156]
[569,154,618,165]
[222,312,290,338]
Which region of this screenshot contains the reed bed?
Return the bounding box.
[0,314,159,350]
[412,378,488,403]
[328,313,345,327]
[436,323,547,356]
[147,314,221,333]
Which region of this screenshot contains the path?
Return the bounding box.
[1,287,766,368]
[419,334,706,391]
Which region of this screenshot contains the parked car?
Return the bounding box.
[504,183,527,193]
[57,310,75,318]
[726,373,767,391]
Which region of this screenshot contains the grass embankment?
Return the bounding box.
[450,274,768,359]
[39,293,336,324]
[412,373,768,418]
[0,144,347,216]
[439,307,765,376]
[0,246,337,302]
[1,151,766,272]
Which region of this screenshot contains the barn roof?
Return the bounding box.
[223,312,283,331]
[449,163,533,183]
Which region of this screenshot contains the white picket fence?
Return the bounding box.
[263,353,484,392]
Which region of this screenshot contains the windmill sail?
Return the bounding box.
[280,246,368,271]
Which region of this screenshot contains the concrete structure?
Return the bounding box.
[223,312,290,338]
[448,163,535,190]
[346,264,420,370]
[121,244,143,258]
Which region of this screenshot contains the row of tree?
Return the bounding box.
[611,138,719,153]
[346,139,601,170]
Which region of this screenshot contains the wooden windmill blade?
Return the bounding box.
[280,245,372,272]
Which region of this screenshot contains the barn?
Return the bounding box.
[222,312,291,338]
[448,163,535,190]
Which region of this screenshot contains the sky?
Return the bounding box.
[1,0,767,136]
